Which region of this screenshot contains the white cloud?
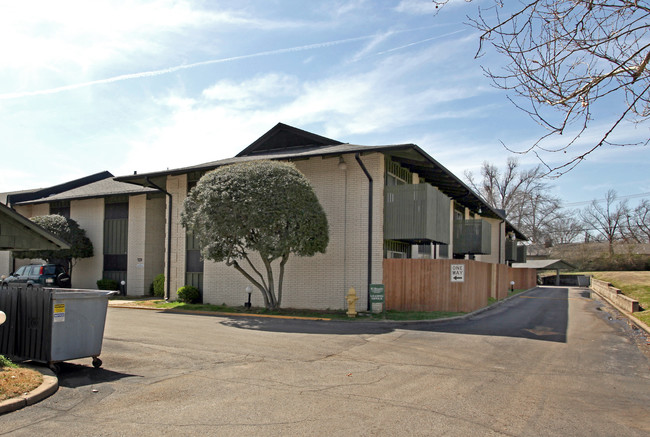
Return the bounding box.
[202,74,301,108]
[0,0,308,84]
[396,0,476,15]
[118,38,497,176]
[395,0,439,15]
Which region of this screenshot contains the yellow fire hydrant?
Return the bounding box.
[346,287,358,318]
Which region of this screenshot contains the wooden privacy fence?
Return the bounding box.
[383,259,537,313]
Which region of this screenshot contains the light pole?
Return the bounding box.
[244,285,252,309]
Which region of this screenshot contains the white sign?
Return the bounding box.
[53,303,65,323]
[451,264,465,283]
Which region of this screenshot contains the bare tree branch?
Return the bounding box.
[434,1,650,175]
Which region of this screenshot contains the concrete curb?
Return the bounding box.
[109,289,533,324]
[0,365,58,415]
[590,286,650,336]
[108,303,333,321]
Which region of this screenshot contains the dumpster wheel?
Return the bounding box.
[49,363,60,373]
[92,357,102,368]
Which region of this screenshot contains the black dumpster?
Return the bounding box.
[0,285,113,372]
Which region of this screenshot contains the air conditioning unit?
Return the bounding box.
[387,251,407,259]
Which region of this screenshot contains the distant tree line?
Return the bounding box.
[465,159,650,264]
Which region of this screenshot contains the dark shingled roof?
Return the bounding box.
[14,176,158,205]
[5,171,115,205]
[115,123,528,240]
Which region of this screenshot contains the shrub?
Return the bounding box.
[177,285,200,304]
[97,278,119,290]
[0,354,17,368]
[152,274,165,297]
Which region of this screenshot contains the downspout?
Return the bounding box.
[355,153,373,311]
[145,177,172,301]
[499,219,504,264]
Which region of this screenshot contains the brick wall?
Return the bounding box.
[70,198,104,289]
[590,277,640,313]
[127,195,147,295]
[145,195,166,294]
[476,217,504,264]
[165,174,187,299]
[199,153,385,310]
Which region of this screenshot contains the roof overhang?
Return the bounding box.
[0,203,71,251]
[114,125,528,241]
[511,259,575,270]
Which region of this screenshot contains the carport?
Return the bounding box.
[0,202,70,251]
[511,259,576,286]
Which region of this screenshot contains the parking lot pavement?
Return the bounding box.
[1,287,650,436]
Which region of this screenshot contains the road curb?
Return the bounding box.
[108,303,333,321]
[0,365,58,415]
[109,289,534,323]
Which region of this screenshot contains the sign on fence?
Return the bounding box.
[451,264,465,283]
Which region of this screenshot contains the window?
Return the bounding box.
[50,201,70,218]
[103,197,129,284]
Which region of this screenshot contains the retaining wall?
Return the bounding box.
[590,277,640,313]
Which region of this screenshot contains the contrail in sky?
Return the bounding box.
[374,30,465,55]
[0,27,463,100]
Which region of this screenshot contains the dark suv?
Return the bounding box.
[1,263,71,289]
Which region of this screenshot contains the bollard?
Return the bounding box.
[346,287,358,318]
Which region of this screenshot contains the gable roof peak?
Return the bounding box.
[236,122,343,157]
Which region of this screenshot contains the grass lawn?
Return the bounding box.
[583,271,650,325]
[0,356,43,402]
[111,299,465,321]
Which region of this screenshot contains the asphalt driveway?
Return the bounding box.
[1,286,649,436]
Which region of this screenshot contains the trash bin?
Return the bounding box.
[0,286,114,372]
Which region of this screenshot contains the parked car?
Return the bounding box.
[1,263,71,289]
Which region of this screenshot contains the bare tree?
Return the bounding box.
[465,157,563,243]
[546,212,582,244]
[434,1,650,175]
[621,198,650,243]
[580,189,628,255]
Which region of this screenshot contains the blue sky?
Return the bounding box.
[1,0,648,209]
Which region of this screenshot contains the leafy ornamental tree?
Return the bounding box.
[13,214,94,276]
[181,160,329,310]
[434,1,650,175]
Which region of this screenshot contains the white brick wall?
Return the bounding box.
[70,198,104,289]
[144,195,166,294]
[2,195,166,294]
[192,153,386,311]
[127,195,147,295]
[165,175,187,299]
[476,217,505,264]
[0,252,11,277]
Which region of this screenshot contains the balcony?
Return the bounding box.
[453,219,491,255]
[384,184,450,244]
[505,239,517,261]
[505,240,527,263]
